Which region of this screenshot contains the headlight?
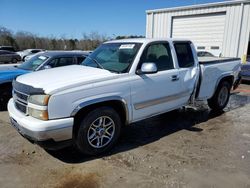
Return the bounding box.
[28,95,50,106]
[28,108,49,121]
[28,94,50,120]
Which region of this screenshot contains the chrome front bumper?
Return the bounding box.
[8,98,74,142]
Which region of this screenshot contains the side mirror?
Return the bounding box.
[43,65,52,69]
[137,62,158,74]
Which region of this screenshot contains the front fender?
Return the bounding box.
[70,96,130,124]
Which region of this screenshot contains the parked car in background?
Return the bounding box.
[7,38,241,155]
[197,51,215,57]
[0,50,21,64]
[17,49,45,61]
[240,57,250,81]
[0,51,89,110]
[0,46,16,52]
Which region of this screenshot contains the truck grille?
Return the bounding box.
[13,89,29,114]
[12,80,45,115]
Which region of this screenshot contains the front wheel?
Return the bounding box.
[208,81,231,111]
[75,107,122,156]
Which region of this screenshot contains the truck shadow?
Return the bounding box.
[46,93,250,164]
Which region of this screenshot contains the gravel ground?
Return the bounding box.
[0,84,250,188]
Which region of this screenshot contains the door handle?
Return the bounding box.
[171,75,179,81]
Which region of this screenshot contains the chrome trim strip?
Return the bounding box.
[14,98,27,106]
[71,96,130,125]
[134,90,190,110]
[27,102,48,111]
[13,94,28,105]
[13,98,28,115]
[132,104,185,123]
[13,89,29,97]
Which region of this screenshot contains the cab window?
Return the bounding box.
[140,43,174,71]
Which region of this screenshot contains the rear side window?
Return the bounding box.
[58,57,75,67]
[49,57,75,68]
[174,42,194,68]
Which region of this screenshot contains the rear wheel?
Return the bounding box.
[208,81,231,111]
[0,85,12,111]
[75,107,122,155]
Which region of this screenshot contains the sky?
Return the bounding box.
[0,0,227,39]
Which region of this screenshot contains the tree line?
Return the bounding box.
[0,26,144,51]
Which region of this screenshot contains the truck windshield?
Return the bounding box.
[81,43,142,73]
[18,55,49,71]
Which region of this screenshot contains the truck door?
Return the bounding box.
[131,42,189,122]
[173,42,200,101]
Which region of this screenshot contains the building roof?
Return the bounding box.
[146,0,250,14]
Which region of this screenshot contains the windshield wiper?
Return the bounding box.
[82,55,120,73]
[83,55,105,70]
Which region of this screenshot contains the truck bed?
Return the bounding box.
[198,57,240,65]
[197,57,241,100]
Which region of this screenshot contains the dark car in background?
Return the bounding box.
[0,50,21,64]
[0,46,16,52]
[0,51,89,110]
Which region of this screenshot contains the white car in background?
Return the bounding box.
[17,49,45,61]
[24,51,45,61]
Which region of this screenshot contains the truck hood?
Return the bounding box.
[16,65,118,94]
[0,67,30,83]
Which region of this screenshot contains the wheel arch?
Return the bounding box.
[71,97,129,139]
[212,74,234,97]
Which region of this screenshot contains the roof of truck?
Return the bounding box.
[105,38,191,44]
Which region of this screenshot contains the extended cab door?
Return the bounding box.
[131,42,189,122]
[173,42,199,101]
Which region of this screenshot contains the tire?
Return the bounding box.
[0,85,12,111]
[75,107,122,156]
[208,81,231,111]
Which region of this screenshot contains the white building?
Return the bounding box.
[146,0,250,59]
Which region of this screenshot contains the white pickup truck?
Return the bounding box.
[8,39,241,155]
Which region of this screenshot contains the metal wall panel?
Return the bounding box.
[238,4,250,58]
[146,1,250,58]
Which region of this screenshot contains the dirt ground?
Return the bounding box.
[0,84,250,188]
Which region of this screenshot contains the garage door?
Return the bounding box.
[172,13,226,56]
